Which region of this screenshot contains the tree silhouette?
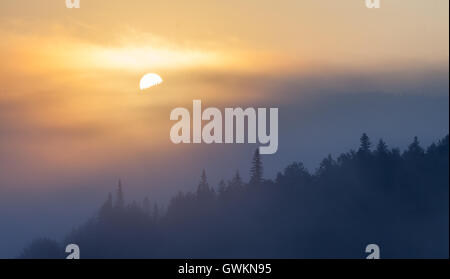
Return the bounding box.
[376,139,389,155]
[249,149,263,185]
[197,169,209,194]
[405,136,425,159]
[358,133,372,154]
[115,179,125,209]
[20,134,449,259]
[230,170,243,189]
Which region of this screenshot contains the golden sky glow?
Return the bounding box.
[0,0,448,186]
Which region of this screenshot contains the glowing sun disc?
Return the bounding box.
[140,73,163,90]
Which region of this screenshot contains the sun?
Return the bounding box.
[140,73,163,90]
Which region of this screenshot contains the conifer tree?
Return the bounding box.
[197,169,210,193]
[376,139,389,155]
[358,133,372,154]
[250,149,263,185]
[115,179,125,209]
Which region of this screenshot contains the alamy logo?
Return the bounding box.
[365,244,380,259]
[170,100,279,154]
[65,244,80,259]
[365,0,380,9]
[66,0,80,9]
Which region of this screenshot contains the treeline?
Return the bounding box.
[19,134,449,258]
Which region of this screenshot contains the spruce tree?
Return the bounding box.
[376,139,389,155]
[359,133,372,154]
[197,169,210,193]
[250,149,263,185]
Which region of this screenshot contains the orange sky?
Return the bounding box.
[0,0,448,187]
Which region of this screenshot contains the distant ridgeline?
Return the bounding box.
[20,134,449,259]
